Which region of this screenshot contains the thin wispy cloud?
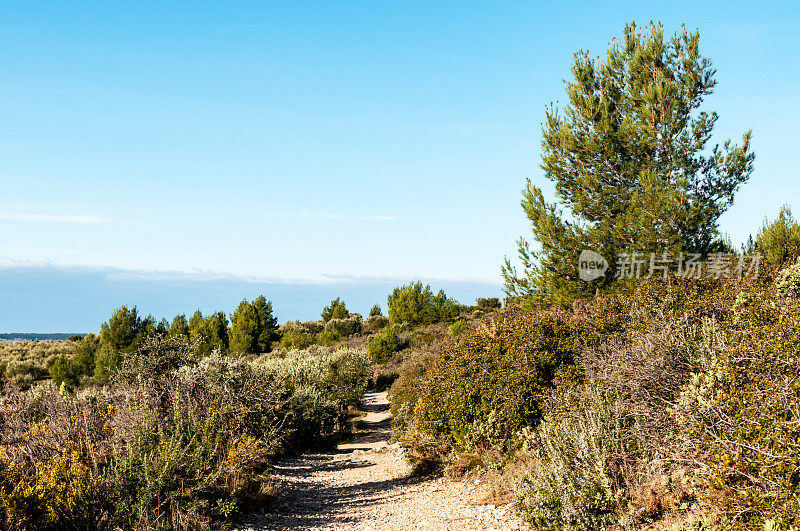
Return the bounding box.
[0,260,501,287]
[321,272,503,284]
[0,213,107,224]
[272,212,399,221]
[0,260,348,284]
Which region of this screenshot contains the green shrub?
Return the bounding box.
[254,346,371,408]
[756,205,800,268]
[279,327,315,350]
[389,350,438,437]
[476,297,501,310]
[363,314,389,333]
[93,343,121,381]
[49,355,81,390]
[401,308,581,462]
[367,327,403,364]
[514,386,621,530]
[313,330,340,346]
[448,319,469,337]
[369,304,383,317]
[113,335,193,385]
[71,334,99,378]
[323,314,362,338]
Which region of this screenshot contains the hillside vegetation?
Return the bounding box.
[0,338,371,529]
[0,281,487,529]
[390,237,800,529]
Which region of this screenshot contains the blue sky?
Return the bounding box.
[1,1,799,331]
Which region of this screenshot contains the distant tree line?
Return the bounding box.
[50,296,279,388]
[48,282,501,390]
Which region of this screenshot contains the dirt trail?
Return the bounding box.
[236,390,527,530]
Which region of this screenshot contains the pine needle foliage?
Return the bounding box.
[503,22,755,306]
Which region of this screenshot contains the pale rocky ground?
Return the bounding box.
[235,390,528,530]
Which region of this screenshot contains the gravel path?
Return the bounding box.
[236,390,528,530]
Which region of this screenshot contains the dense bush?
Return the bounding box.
[514,386,621,530]
[279,327,316,350]
[368,304,383,317]
[323,313,363,338]
[510,279,741,529]
[387,281,459,326]
[674,279,800,528]
[255,346,370,408]
[475,297,501,310]
[367,327,404,364]
[363,314,389,333]
[390,276,800,528]
[394,308,581,468]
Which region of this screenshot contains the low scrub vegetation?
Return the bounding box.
[0,339,75,390]
[367,327,405,364]
[0,337,370,529]
[390,267,800,529]
[0,285,499,528]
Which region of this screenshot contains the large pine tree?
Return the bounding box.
[503,22,755,305]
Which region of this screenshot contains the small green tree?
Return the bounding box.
[99,306,148,353]
[230,297,279,355]
[71,333,99,378]
[93,343,121,380]
[755,205,800,268]
[187,309,229,357]
[387,282,458,325]
[188,310,204,339]
[96,306,150,377]
[230,300,257,355]
[503,22,755,305]
[155,317,169,335]
[369,304,383,317]
[200,311,229,357]
[252,295,279,350]
[49,355,80,390]
[168,314,190,338]
[321,297,349,322]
